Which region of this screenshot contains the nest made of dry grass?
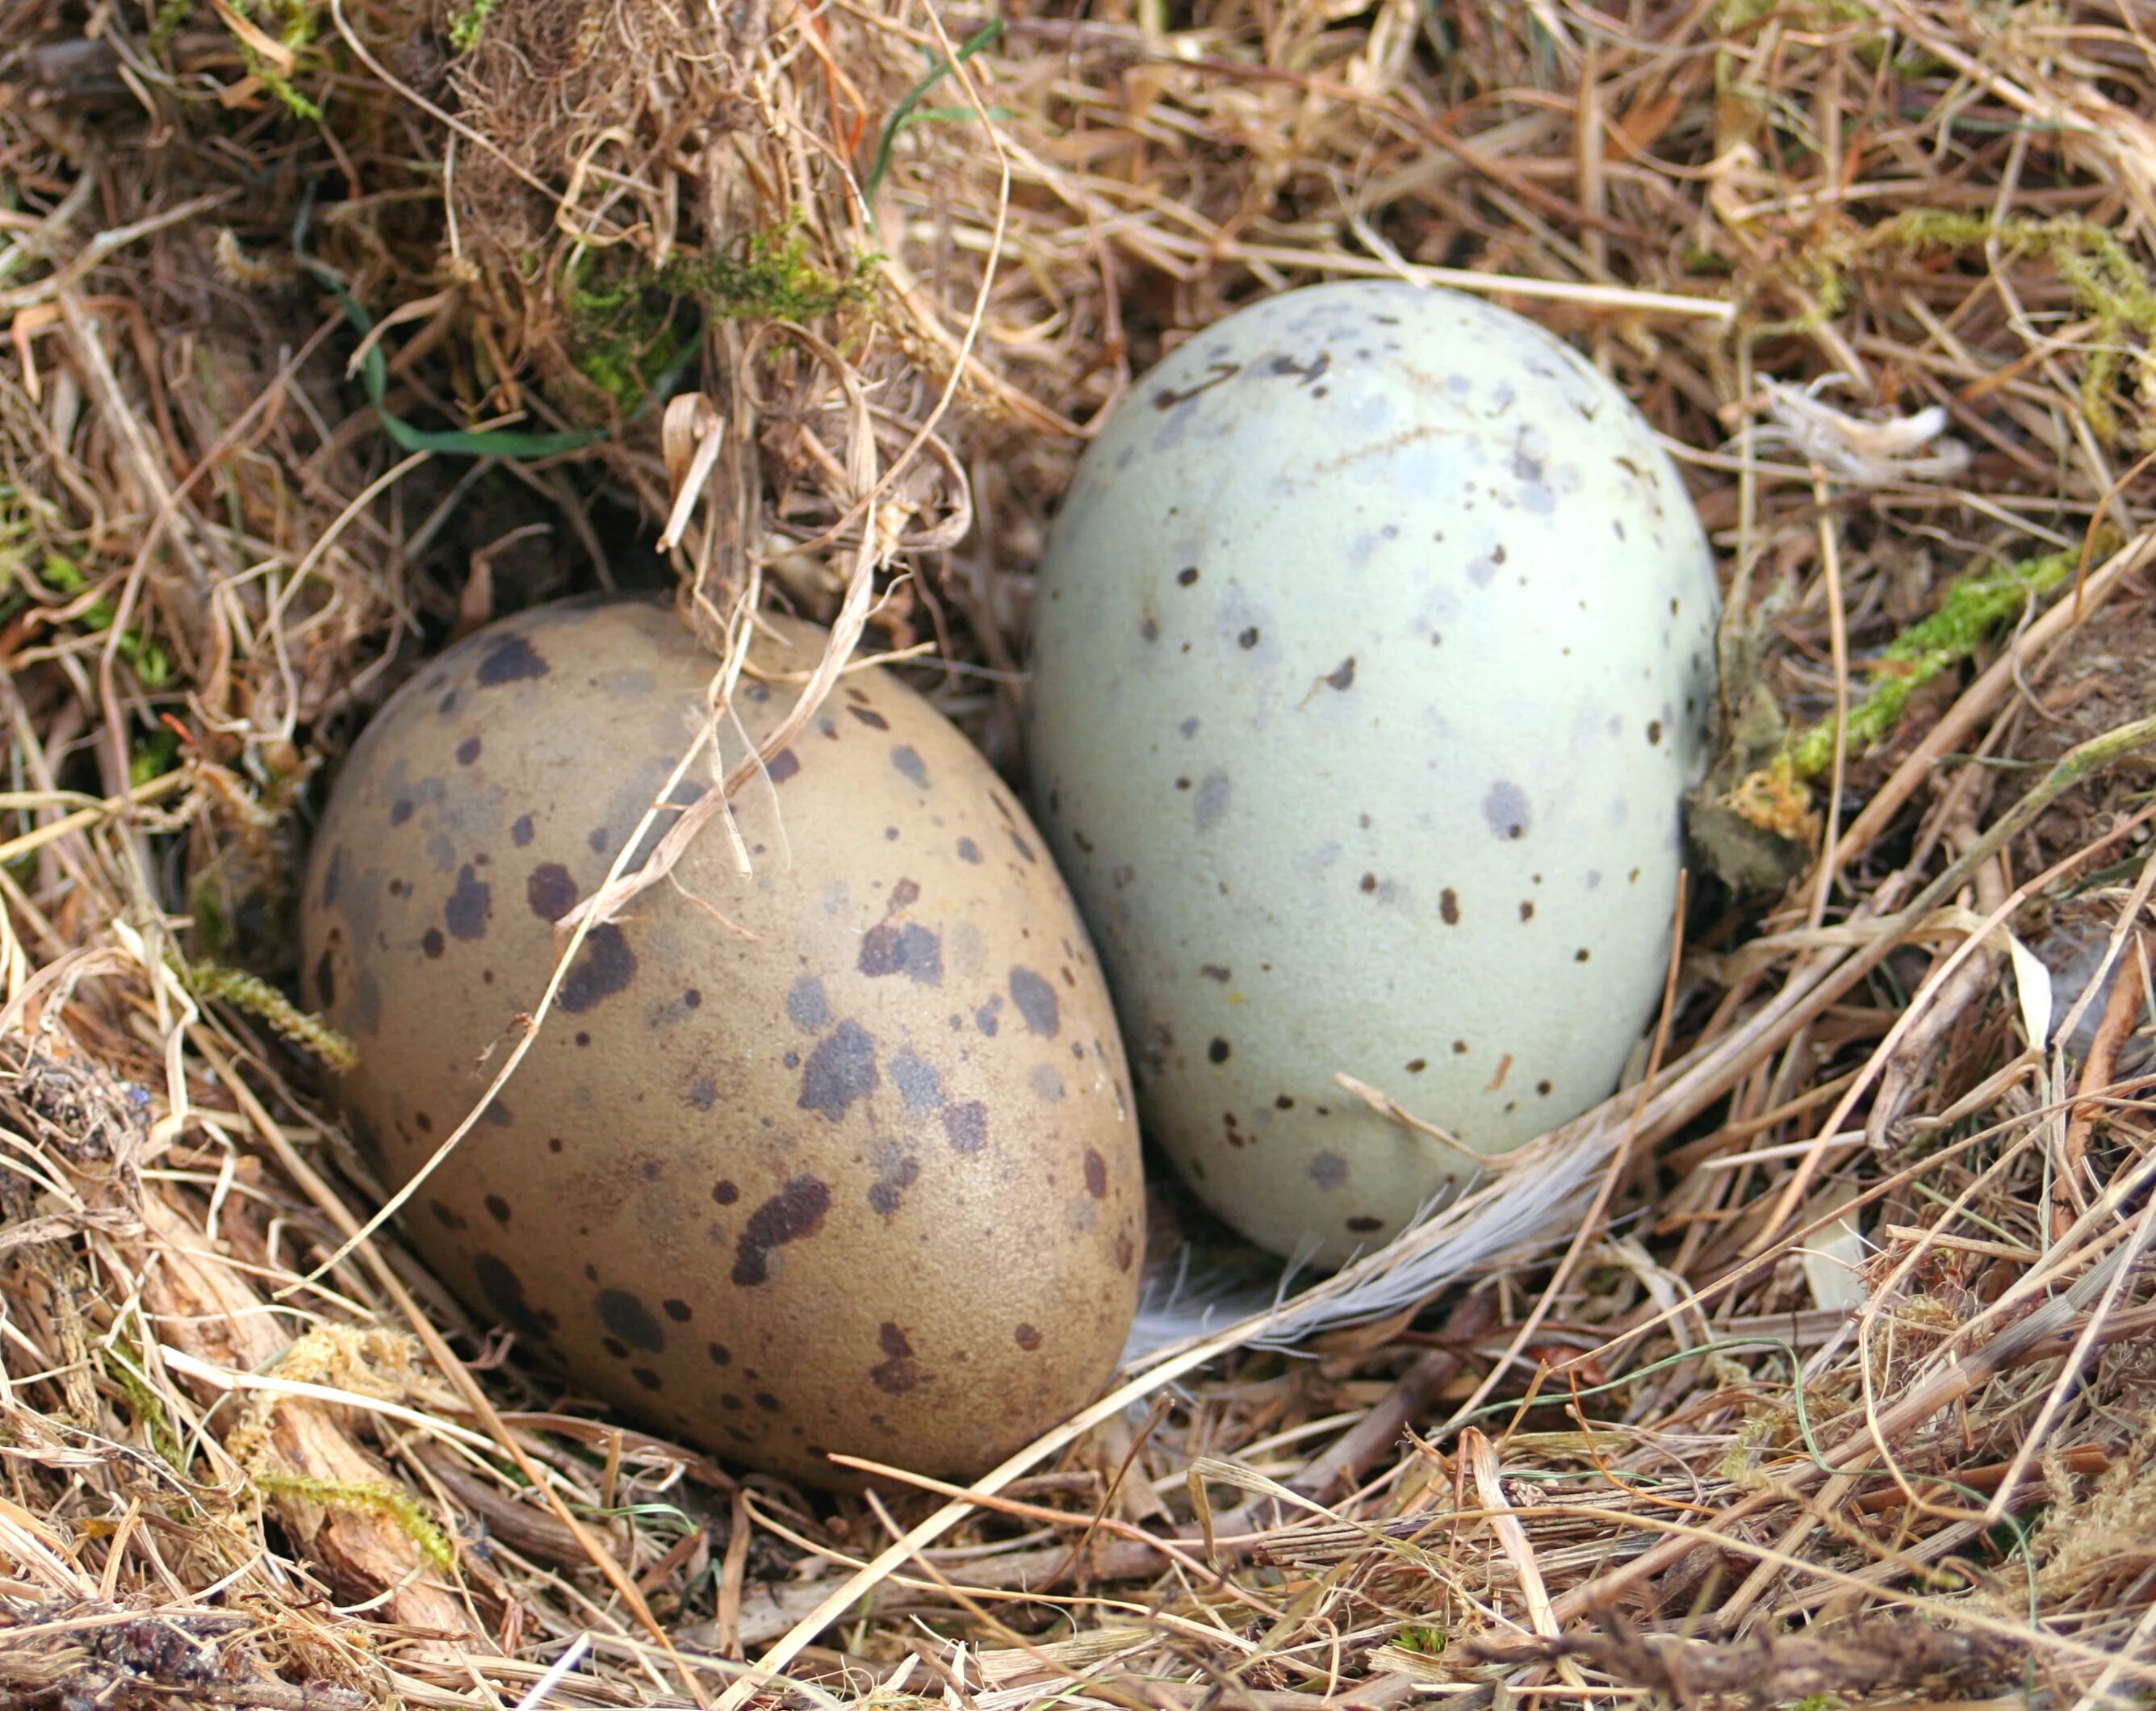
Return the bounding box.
[3,1,2156,1709]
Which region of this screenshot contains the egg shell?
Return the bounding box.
[300,595,1145,1487]
[1023,280,1720,1265]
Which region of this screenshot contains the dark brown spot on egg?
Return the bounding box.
[869,1322,922,1393]
[942,1101,988,1153]
[512,814,535,847]
[597,1289,664,1353]
[798,1020,878,1120]
[477,634,549,685]
[1083,1148,1108,1199]
[732,1175,831,1286]
[848,705,890,730]
[1009,830,1038,863]
[1441,888,1459,924]
[1238,626,1260,649]
[527,862,577,922]
[456,735,482,766]
[859,918,943,984]
[421,928,445,960]
[559,924,637,1011]
[430,1199,467,1230]
[708,1342,731,1366]
[1576,948,1592,962]
[1408,1057,1427,1073]
[1208,1038,1230,1064]
[1360,872,1378,893]
[1647,720,1664,746]
[322,846,345,907]
[754,1391,782,1412]
[1009,967,1059,1037]
[444,865,492,940]
[313,950,336,1006]
[711,1179,739,1206]
[1177,566,1199,585]
[474,1253,555,1339]
[485,1195,510,1225]
[1015,1324,1042,1351]
[1326,656,1356,690]
[391,799,414,826]
[1346,1215,1384,1232]
[890,1051,944,1111]
[1115,1231,1137,1270]
[786,975,831,1030]
[764,748,801,784]
[1520,901,1534,921]
[664,1299,692,1322]
[1275,1094,1295,1109]
[1485,781,1531,840]
[867,1149,919,1215]
[632,1367,661,1391]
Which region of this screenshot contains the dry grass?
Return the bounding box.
[4,0,2156,1708]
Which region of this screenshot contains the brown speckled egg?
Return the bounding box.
[299,594,1144,1487]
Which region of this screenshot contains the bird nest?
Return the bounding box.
[3,2,2156,1709]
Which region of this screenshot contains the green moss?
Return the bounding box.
[179,957,358,1072]
[1719,0,1876,32]
[566,219,874,408]
[149,0,196,53]
[448,0,500,51]
[189,883,233,961]
[227,0,324,120]
[29,553,174,688]
[253,1471,455,1569]
[132,728,182,789]
[1823,213,2156,438]
[1788,537,2119,780]
[107,1334,189,1475]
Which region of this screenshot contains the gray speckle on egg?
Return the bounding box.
[1024,280,1721,1265]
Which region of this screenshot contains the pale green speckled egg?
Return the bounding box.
[1023,280,1720,1265]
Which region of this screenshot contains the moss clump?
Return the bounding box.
[108,1333,190,1475]
[2,546,174,688]
[253,1472,456,1570]
[566,220,874,408]
[1786,538,2119,781]
[448,0,500,52]
[220,0,326,121]
[178,958,358,1072]
[1822,213,2156,439]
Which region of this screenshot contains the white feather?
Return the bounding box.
[1116,1117,1619,1368]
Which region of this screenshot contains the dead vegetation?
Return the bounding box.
[2,0,2155,1708]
